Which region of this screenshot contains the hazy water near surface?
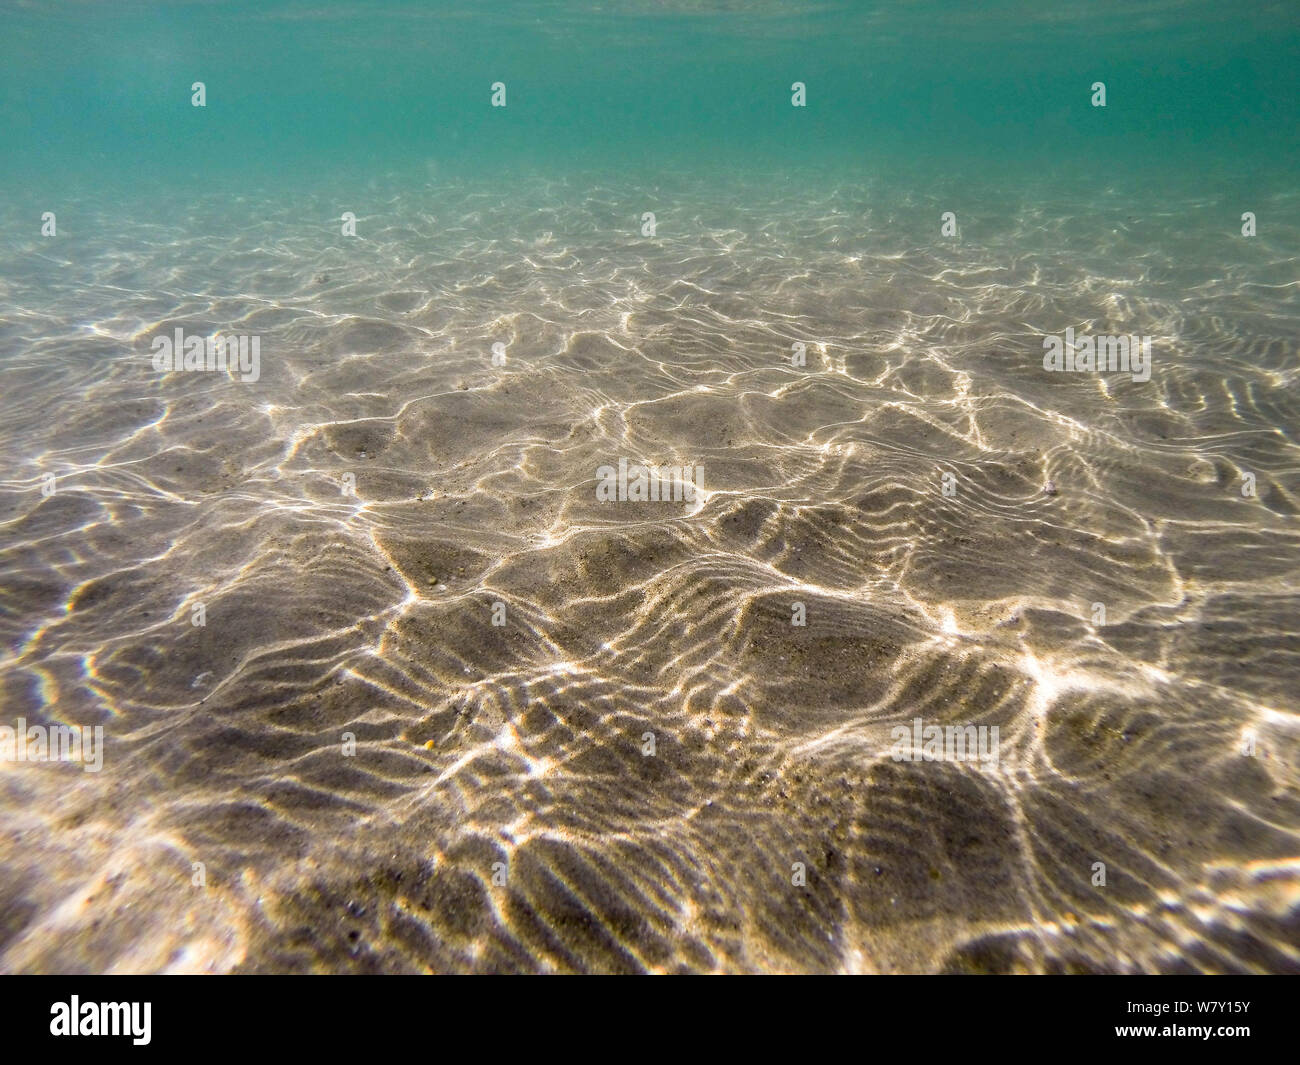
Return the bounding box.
[1,2,1299,973]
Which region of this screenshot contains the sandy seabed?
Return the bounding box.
[1,174,1297,972]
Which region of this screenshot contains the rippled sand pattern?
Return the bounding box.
[1,177,1298,973]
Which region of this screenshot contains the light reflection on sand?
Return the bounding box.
[0,173,1297,973]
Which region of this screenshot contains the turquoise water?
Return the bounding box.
[4,1,1298,188]
[1,2,1298,974]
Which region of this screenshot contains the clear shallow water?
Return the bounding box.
[0,3,1298,973]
